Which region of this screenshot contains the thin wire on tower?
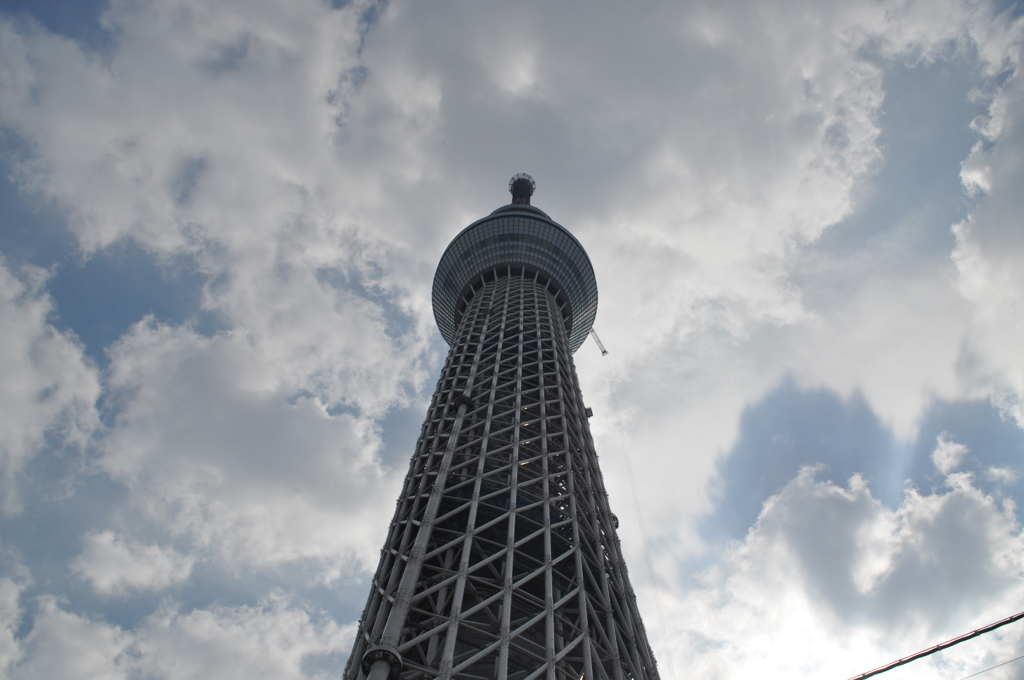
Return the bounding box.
[592,329,677,680]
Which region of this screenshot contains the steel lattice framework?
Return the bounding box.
[346,177,660,680]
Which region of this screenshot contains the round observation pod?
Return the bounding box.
[432,175,598,353]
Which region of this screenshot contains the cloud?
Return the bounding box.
[0,578,27,676]
[704,380,896,540]
[953,30,1024,426]
[7,590,350,680]
[986,466,1018,484]
[932,432,970,475]
[669,467,1024,679]
[0,0,437,405]
[99,319,402,578]
[0,0,367,252]
[1,0,438,586]
[567,2,1024,582]
[906,398,1024,502]
[71,530,194,594]
[0,258,100,514]
[128,595,353,680]
[10,595,132,680]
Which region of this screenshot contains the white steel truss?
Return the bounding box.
[347,267,660,680]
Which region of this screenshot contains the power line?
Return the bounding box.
[597,341,677,680]
[959,653,1024,680]
[845,609,1024,680]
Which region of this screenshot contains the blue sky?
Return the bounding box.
[1,0,1024,678]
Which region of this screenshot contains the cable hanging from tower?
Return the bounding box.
[591,328,678,680]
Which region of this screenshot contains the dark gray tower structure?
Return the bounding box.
[346,175,660,680]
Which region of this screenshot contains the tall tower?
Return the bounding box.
[346,175,660,680]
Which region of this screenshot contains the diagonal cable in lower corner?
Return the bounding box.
[845,609,1024,680]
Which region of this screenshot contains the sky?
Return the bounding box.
[0,0,1023,678]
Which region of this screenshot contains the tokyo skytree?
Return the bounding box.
[345,175,661,680]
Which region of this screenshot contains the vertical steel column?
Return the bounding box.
[362,291,489,680]
[496,274,521,680]
[435,281,499,680]
[538,276,557,680]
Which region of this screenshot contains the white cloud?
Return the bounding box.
[0,0,436,598]
[0,0,437,410]
[987,466,1018,484]
[667,467,1024,679]
[953,32,1024,426]
[71,530,194,594]
[0,0,367,252]
[568,0,1023,569]
[933,432,970,475]
[0,577,27,676]
[0,258,100,514]
[99,319,401,578]
[7,590,350,680]
[129,595,352,680]
[11,595,132,680]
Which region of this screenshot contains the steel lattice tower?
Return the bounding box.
[346,176,660,680]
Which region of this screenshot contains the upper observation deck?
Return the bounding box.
[431,175,599,354]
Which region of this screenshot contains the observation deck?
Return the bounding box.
[431,175,599,353]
